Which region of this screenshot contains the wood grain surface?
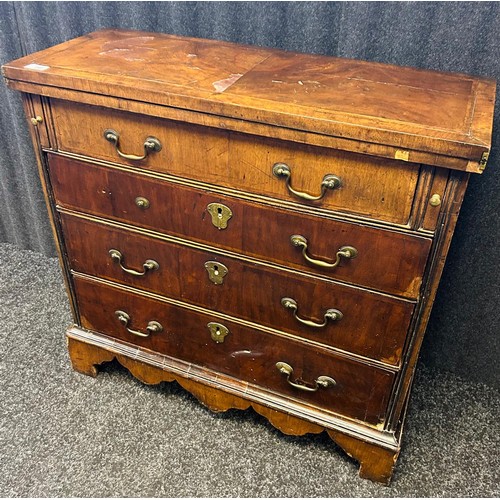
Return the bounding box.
[61,212,415,365]
[3,29,495,164]
[48,154,432,298]
[50,99,421,224]
[73,275,395,426]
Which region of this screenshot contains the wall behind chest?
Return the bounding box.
[0,1,499,387]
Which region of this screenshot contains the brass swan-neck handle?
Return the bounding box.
[281,297,343,328]
[290,235,358,269]
[273,162,342,201]
[109,249,159,277]
[104,129,162,161]
[114,310,163,338]
[276,362,336,392]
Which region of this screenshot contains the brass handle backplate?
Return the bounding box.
[207,322,230,343]
[276,362,336,392]
[109,249,159,276]
[273,162,341,201]
[114,310,163,338]
[281,297,342,328]
[291,234,358,269]
[104,129,162,161]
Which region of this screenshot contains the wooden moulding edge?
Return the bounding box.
[65,325,400,451]
[5,79,487,172]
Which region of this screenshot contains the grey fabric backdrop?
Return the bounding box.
[0,2,499,387]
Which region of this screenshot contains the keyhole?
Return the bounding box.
[217,207,223,219]
[215,327,221,336]
[213,264,219,276]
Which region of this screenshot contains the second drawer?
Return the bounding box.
[61,212,414,365]
[48,154,432,298]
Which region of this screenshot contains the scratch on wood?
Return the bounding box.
[230,350,263,358]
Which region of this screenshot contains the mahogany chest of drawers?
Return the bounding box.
[3,29,495,484]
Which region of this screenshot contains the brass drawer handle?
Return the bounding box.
[273,162,341,201]
[276,362,336,392]
[114,310,163,338]
[104,129,162,161]
[281,297,342,328]
[109,249,159,276]
[291,234,358,269]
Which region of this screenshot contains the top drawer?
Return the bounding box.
[50,99,421,225]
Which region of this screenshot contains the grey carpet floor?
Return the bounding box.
[0,242,499,498]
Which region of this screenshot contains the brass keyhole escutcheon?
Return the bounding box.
[204,261,228,285]
[207,202,232,229]
[207,322,230,343]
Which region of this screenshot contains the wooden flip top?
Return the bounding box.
[2,29,496,171]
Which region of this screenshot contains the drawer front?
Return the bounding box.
[61,213,414,365]
[51,99,420,224]
[48,155,431,298]
[229,133,420,225]
[74,276,395,426]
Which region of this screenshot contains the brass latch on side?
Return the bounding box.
[429,194,441,207]
[479,151,489,172]
[30,115,43,126]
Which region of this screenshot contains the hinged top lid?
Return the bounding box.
[2,29,496,171]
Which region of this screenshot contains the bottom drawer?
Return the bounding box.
[73,276,396,426]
